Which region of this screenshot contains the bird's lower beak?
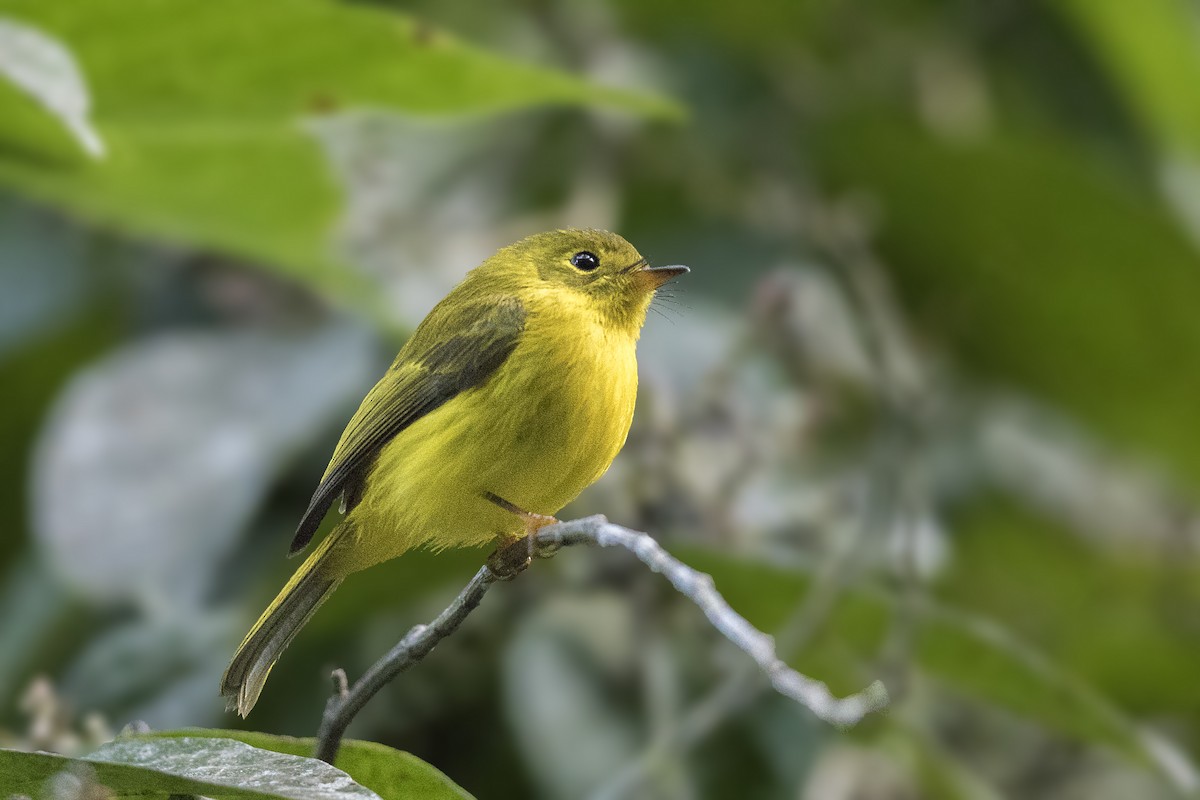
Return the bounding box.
[636,264,690,290]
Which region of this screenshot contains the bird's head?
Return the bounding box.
[483,229,688,335]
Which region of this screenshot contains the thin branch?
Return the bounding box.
[591,427,913,799]
[313,515,888,764]
[313,564,495,763]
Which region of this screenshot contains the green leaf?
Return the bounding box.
[151,729,475,800]
[0,735,380,799]
[934,499,1200,721]
[0,0,681,125]
[0,0,682,306]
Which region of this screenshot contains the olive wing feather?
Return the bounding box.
[288,296,526,555]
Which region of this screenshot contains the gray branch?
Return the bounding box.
[313,515,888,764]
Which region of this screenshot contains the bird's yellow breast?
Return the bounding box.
[334,294,639,574]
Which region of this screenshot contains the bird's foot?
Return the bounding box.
[487,536,532,580]
[483,496,559,579]
[518,509,559,561]
[526,512,564,559]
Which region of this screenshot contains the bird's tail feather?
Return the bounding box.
[220,529,344,717]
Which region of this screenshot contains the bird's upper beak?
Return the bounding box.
[635,263,690,290]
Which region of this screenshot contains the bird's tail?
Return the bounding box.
[220,528,344,717]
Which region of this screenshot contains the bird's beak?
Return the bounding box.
[636,264,690,290]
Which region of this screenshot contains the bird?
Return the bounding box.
[220,228,688,716]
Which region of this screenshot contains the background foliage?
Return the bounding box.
[1,0,1198,798]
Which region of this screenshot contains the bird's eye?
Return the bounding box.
[570,251,600,271]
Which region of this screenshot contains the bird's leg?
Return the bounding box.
[484,492,558,580]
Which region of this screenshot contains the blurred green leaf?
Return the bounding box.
[0,735,380,799]
[676,542,1181,779]
[935,499,1200,721]
[0,0,682,305]
[816,120,1200,492]
[913,603,1142,759]
[33,325,376,612]
[153,728,475,800]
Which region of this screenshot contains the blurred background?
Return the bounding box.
[1,0,1199,797]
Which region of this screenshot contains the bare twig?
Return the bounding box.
[313,564,495,763]
[592,425,912,799]
[313,515,888,764]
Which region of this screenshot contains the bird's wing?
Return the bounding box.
[288,295,526,555]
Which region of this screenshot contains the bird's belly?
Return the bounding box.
[483,352,634,517]
[342,335,637,571]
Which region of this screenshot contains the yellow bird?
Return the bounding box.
[221,229,687,716]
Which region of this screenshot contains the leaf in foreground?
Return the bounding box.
[0,735,379,800]
[151,729,475,800]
